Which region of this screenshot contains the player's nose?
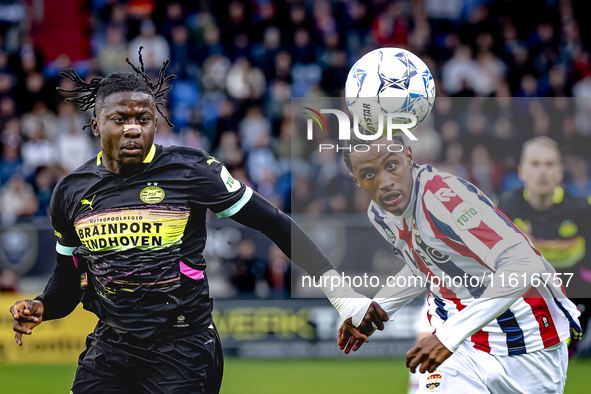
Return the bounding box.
[378,171,395,190]
[123,122,142,138]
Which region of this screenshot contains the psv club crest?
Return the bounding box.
[140,183,165,204]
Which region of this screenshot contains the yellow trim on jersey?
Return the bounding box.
[523,186,564,204]
[143,144,156,163]
[96,144,155,166]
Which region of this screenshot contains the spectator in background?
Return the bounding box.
[225,58,266,101]
[268,244,290,298]
[168,25,198,79]
[103,2,129,39]
[239,106,271,152]
[0,145,22,187]
[441,45,478,95]
[21,101,57,143]
[128,20,170,74]
[0,174,38,224]
[0,268,17,292]
[197,26,225,63]
[160,2,185,43]
[245,133,277,198]
[153,111,182,147]
[228,239,267,296]
[15,72,50,114]
[344,0,372,59]
[56,119,93,173]
[214,131,244,169]
[290,28,316,65]
[565,154,591,197]
[251,26,282,78]
[31,166,55,216]
[371,2,408,47]
[321,50,349,96]
[98,26,130,76]
[21,122,54,175]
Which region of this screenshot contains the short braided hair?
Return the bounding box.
[57,47,176,129]
[343,132,405,172]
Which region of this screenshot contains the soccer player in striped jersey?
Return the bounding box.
[338,134,582,393]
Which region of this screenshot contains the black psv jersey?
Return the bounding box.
[498,187,591,298]
[50,145,251,342]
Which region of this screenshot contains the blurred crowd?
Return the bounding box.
[1,0,591,292]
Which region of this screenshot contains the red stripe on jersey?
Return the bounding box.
[467,221,503,249]
[523,287,561,348]
[471,330,491,353]
[451,297,466,311]
[398,219,439,282]
[424,176,464,212]
[439,282,460,302]
[490,202,544,258]
[422,198,492,271]
[427,177,503,250]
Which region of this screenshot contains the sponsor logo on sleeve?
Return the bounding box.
[452,202,482,230]
[221,166,240,193]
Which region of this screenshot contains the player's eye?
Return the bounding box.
[140,117,150,123]
[364,172,375,180]
[113,117,124,123]
[386,162,396,170]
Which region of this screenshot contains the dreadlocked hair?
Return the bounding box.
[56,46,176,129]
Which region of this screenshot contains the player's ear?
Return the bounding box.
[91,117,100,138]
[154,116,158,133]
[349,173,362,189]
[405,146,414,167]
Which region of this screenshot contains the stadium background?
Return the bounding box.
[0,0,590,393]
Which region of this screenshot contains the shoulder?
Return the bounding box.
[564,191,591,211]
[366,200,381,221]
[158,145,210,164]
[54,157,101,199]
[498,187,523,207]
[415,164,465,197]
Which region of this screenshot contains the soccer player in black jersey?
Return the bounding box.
[499,136,591,354]
[9,49,388,393]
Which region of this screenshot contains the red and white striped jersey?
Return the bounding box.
[369,164,582,356]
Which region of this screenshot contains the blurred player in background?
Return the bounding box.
[9,49,386,393]
[338,134,582,393]
[499,136,591,355]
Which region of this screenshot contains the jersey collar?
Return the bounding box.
[96,144,156,166]
[523,186,564,205]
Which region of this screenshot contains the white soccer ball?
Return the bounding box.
[344,47,435,135]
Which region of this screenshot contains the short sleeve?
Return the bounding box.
[421,175,526,269]
[190,151,253,218]
[49,185,82,255]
